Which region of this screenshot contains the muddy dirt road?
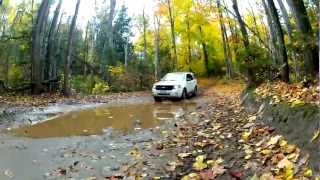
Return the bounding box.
[0,84,213,179]
[0,80,314,179]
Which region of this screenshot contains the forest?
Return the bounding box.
[0,0,320,179]
[0,0,318,96]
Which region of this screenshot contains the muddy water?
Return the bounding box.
[11,102,196,138]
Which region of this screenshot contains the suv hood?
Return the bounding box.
[154,81,181,86]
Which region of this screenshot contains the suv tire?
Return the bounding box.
[180,89,187,100]
[154,97,162,102]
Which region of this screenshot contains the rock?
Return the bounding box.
[4,169,14,178]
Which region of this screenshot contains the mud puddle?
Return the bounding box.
[0,100,199,179]
[9,101,196,138]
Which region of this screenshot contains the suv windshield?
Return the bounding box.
[162,73,185,81]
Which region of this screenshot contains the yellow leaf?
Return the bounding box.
[193,155,208,171]
[284,144,296,154]
[279,140,288,147]
[248,115,257,122]
[182,173,200,180]
[178,153,192,159]
[242,131,251,141]
[304,168,313,177]
[285,167,294,180]
[244,154,252,160]
[260,172,274,180]
[261,149,272,156]
[290,99,304,107]
[277,158,294,170]
[128,147,140,158]
[310,129,320,142]
[267,135,282,147]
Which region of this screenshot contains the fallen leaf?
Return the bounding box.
[260,172,274,180]
[304,168,313,177]
[199,169,214,179]
[267,135,282,147]
[310,129,320,142]
[193,155,208,171]
[229,170,242,179]
[261,149,272,156]
[182,173,200,180]
[277,158,294,170]
[178,153,192,159]
[242,131,251,141]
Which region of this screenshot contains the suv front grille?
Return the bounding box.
[155,85,174,90]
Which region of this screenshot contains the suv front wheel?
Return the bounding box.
[154,96,162,102]
[180,88,187,100]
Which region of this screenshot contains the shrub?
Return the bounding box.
[92,82,110,94]
[8,64,24,87]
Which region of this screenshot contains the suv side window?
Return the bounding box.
[186,74,193,81]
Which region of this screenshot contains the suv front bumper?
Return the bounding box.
[152,88,183,98]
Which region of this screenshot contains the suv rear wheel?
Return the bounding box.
[193,86,198,97]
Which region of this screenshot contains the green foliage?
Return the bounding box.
[235,43,274,83]
[71,75,107,94]
[8,64,24,87]
[92,82,110,95]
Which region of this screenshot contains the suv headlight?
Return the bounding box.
[174,85,182,89]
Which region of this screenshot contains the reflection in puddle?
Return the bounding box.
[12,102,196,138]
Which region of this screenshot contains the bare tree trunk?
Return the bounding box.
[63,0,81,97]
[124,39,128,69]
[143,9,148,61]
[199,26,209,77]
[276,0,299,79]
[287,0,319,77]
[31,0,50,94]
[166,0,178,70]
[83,22,90,75]
[154,15,160,80]
[231,0,255,87]
[217,0,232,79]
[101,0,116,80]
[45,0,62,90]
[248,1,262,45]
[262,0,278,64]
[186,13,192,71]
[266,0,289,82]
[108,0,116,49]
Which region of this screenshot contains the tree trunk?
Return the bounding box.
[63,0,81,97]
[124,39,128,69]
[186,13,192,71]
[31,0,50,94]
[108,0,116,50]
[167,0,178,70]
[45,0,62,90]
[217,0,232,79]
[199,26,209,77]
[83,22,90,75]
[276,0,299,79]
[286,0,319,77]
[101,0,116,80]
[262,0,278,65]
[266,0,289,82]
[154,15,160,80]
[231,0,255,87]
[143,9,148,61]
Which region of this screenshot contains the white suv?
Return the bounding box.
[152,72,198,101]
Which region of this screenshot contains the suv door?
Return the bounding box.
[186,74,194,93]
